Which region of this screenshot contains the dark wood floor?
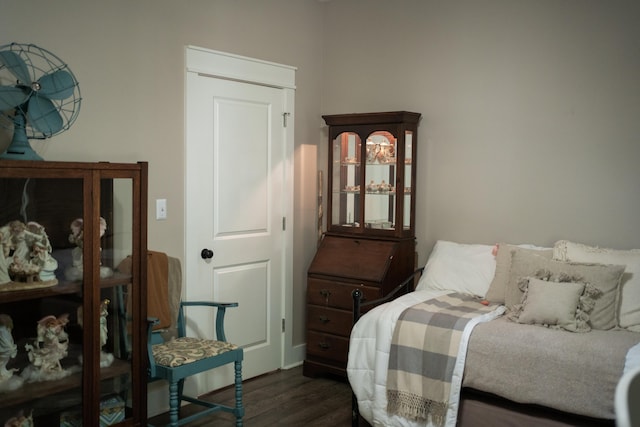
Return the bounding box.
[148,365,354,426]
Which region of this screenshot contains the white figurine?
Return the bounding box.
[0,224,11,285]
[65,217,113,281]
[99,299,114,367]
[0,221,58,288]
[3,411,33,427]
[0,314,17,378]
[26,221,57,282]
[76,299,114,367]
[0,314,23,391]
[22,313,77,382]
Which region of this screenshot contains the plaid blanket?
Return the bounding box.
[386,292,503,426]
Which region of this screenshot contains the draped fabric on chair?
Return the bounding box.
[146,252,244,427]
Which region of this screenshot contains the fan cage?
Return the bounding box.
[0,43,82,140]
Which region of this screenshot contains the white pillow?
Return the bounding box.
[553,240,640,332]
[416,240,496,297]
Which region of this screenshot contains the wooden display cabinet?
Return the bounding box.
[303,112,421,378]
[0,160,147,426]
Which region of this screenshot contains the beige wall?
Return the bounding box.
[321,0,640,265]
[2,0,640,373]
[0,0,324,360]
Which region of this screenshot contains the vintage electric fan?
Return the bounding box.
[0,43,81,160]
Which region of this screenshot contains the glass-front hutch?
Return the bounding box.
[326,111,420,237]
[0,160,147,426]
[303,112,421,378]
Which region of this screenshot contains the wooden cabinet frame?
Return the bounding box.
[0,160,148,426]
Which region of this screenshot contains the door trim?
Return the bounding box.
[184,45,295,369]
[186,45,296,89]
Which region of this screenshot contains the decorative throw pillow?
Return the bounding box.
[415,240,496,297]
[484,244,552,304]
[554,240,640,332]
[504,250,625,330]
[508,277,594,332]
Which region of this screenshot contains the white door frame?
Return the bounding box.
[184,45,296,369]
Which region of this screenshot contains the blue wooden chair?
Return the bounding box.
[145,254,244,427]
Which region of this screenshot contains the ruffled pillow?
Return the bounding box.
[508,272,602,332]
[554,240,640,332]
[503,250,624,330]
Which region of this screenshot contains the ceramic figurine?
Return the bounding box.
[99,299,114,367]
[0,314,17,379]
[65,217,113,281]
[0,221,58,289]
[0,314,23,391]
[3,411,33,427]
[22,314,76,382]
[65,218,84,281]
[76,299,114,367]
[25,222,57,282]
[0,224,11,285]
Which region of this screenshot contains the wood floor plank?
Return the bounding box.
[148,365,353,426]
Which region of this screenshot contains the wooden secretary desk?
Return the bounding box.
[303,111,421,378]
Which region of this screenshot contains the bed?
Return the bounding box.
[347,240,640,427]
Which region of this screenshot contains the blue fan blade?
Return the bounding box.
[39,70,75,100]
[27,95,63,135]
[0,86,29,110]
[0,50,31,84]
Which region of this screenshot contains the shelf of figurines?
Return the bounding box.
[341,158,412,166]
[1,354,129,408]
[0,272,132,304]
[340,185,412,195]
[0,298,129,412]
[1,217,129,303]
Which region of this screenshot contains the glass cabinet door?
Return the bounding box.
[95,177,134,426]
[0,176,88,425]
[364,130,397,231]
[332,131,362,227]
[403,130,413,231]
[0,164,145,426]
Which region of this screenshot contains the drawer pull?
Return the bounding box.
[319,289,331,304]
[318,342,330,350]
[318,315,330,323]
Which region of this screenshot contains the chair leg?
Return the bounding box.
[234,360,244,426]
[177,378,185,418]
[168,381,180,427]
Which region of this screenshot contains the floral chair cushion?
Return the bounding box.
[152,336,239,368]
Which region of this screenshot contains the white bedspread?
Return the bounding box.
[347,289,505,427]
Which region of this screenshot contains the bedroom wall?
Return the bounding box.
[321,0,640,265]
[2,0,639,389]
[0,0,324,375]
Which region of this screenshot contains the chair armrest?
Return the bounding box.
[178,301,240,342]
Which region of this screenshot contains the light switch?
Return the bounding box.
[156,199,167,220]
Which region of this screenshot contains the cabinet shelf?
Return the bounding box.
[0,359,130,409]
[0,273,132,303]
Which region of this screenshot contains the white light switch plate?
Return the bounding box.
[156,199,167,220]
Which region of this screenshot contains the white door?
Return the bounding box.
[184,63,290,394]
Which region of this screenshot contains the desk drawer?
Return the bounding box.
[306,330,349,364]
[307,278,380,310]
[307,305,352,336]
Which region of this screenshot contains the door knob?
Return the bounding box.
[201,248,214,259]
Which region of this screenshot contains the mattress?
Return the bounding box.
[347,289,640,426]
